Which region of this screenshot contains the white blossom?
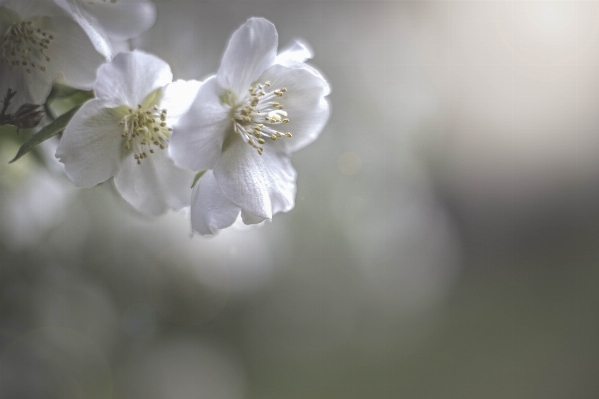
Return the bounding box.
[170,18,330,235]
[56,50,201,216]
[53,0,156,60]
[0,0,105,105]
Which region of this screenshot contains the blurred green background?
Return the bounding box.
[3,1,599,398]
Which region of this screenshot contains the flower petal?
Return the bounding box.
[0,14,103,105]
[0,6,19,34]
[2,0,66,19]
[169,76,229,172]
[275,39,313,66]
[0,58,53,105]
[260,148,297,215]
[56,99,125,187]
[259,63,331,152]
[52,0,112,59]
[42,16,106,89]
[217,17,278,96]
[157,79,202,123]
[213,137,272,220]
[240,210,266,225]
[113,148,194,216]
[213,139,297,220]
[94,50,173,108]
[79,0,156,42]
[190,170,241,235]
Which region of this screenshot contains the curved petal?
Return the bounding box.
[275,39,313,66]
[190,170,240,235]
[94,50,173,108]
[56,99,125,187]
[0,57,53,105]
[0,14,102,105]
[217,17,278,96]
[169,76,229,172]
[259,63,331,152]
[80,0,156,42]
[2,0,66,19]
[0,6,19,33]
[52,0,112,59]
[42,16,106,89]
[213,137,271,219]
[114,148,194,216]
[260,148,297,215]
[240,210,266,225]
[213,138,297,220]
[157,79,202,123]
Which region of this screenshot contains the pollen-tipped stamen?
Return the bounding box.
[119,105,172,164]
[233,81,293,154]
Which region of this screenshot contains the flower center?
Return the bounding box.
[119,105,173,164]
[1,21,53,74]
[232,81,292,155]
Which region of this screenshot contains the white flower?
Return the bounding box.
[53,0,156,60]
[0,0,105,105]
[170,18,330,235]
[56,50,201,216]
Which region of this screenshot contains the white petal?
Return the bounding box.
[217,17,278,96]
[169,76,229,172]
[0,6,19,33]
[42,16,106,89]
[213,137,271,220]
[94,50,173,108]
[114,148,194,216]
[79,0,156,42]
[190,170,240,235]
[259,63,331,152]
[261,148,297,215]
[157,79,202,123]
[213,139,297,220]
[0,59,53,105]
[240,210,266,225]
[0,14,102,104]
[53,0,112,59]
[275,39,313,66]
[2,0,66,19]
[56,99,125,187]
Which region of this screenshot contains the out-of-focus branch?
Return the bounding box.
[0,88,44,131]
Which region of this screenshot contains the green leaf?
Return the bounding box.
[48,84,89,100]
[9,105,80,164]
[191,170,206,188]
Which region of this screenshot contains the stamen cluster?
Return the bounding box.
[1,21,53,74]
[119,105,173,164]
[232,81,292,155]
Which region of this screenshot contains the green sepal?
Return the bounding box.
[191,170,206,188]
[9,105,80,163]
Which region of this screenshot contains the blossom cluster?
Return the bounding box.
[1,0,330,235]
